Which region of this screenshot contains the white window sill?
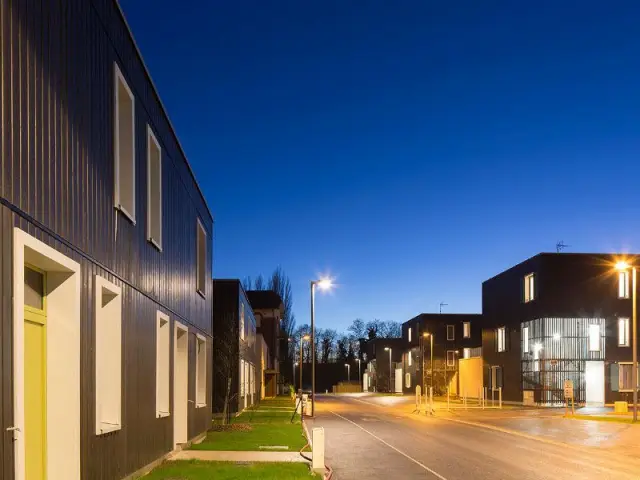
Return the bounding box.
[97,423,121,435]
[619,344,630,348]
[149,237,163,252]
[157,411,170,419]
[197,289,206,299]
[619,389,635,393]
[196,403,207,409]
[116,205,136,225]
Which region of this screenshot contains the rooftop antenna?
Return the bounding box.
[439,302,448,314]
[556,241,570,253]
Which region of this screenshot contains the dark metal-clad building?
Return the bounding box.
[212,280,261,419]
[483,253,639,406]
[1,1,213,479]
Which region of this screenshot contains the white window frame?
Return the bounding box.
[619,362,639,392]
[589,324,600,352]
[463,322,470,339]
[619,317,630,347]
[113,63,136,224]
[196,218,206,297]
[407,351,412,367]
[497,327,506,353]
[524,273,535,303]
[146,125,162,250]
[156,311,170,418]
[95,276,122,435]
[446,350,456,367]
[447,325,455,341]
[195,334,207,408]
[408,327,412,343]
[522,326,529,354]
[619,271,630,299]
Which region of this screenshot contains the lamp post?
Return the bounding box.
[384,347,393,393]
[356,358,361,385]
[289,337,294,388]
[293,362,298,391]
[300,335,310,394]
[616,261,637,422]
[310,278,333,416]
[345,363,351,382]
[422,332,434,393]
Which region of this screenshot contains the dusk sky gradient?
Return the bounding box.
[121,1,640,332]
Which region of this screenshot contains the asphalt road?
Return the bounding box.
[308,395,640,480]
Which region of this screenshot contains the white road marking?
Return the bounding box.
[330,411,449,480]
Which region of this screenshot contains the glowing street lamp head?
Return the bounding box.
[423,332,430,338]
[345,363,349,367]
[302,334,311,341]
[384,347,391,352]
[616,261,631,271]
[316,278,333,291]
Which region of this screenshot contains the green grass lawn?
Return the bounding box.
[145,460,319,480]
[193,423,307,451]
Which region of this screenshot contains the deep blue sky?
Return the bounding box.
[122,1,640,332]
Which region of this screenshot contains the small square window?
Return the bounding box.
[147,126,162,250]
[447,325,455,341]
[114,64,136,223]
[463,322,471,339]
[196,219,207,296]
[524,273,535,303]
[619,271,630,299]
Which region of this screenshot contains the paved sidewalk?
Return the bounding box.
[170,450,308,463]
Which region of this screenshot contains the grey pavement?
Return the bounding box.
[308,394,640,480]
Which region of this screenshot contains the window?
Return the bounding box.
[522,326,529,354]
[619,363,639,391]
[114,64,136,223]
[156,312,170,418]
[447,350,456,367]
[447,325,455,341]
[619,318,630,347]
[240,359,245,397]
[408,327,412,343]
[408,352,412,367]
[147,126,162,249]
[405,373,411,389]
[95,276,122,435]
[463,322,470,338]
[524,273,535,302]
[240,302,245,341]
[196,219,206,296]
[619,271,630,299]
[463,347,471,359]
[491,366,503,391]
[195,335,207,407]
[589,324,600,352]
[496,327,506,352]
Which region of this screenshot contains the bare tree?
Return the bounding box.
[268,267,297,358]
[213,312,246,424]
[319,328,338,363]
[336,336,349,361]
[242,276,253,291]
[382,321,401,338]
[254,274,266,290]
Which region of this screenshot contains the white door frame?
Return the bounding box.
[173,321,189,446]
[12,228,81,480]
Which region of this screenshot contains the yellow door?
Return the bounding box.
[24,266,46,480]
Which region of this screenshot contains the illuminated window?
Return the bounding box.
[589,324,600,352]
[405,373,411,389]
[147,126,162,249]
[114,64,136,223]
[447,325,455,341]
[619,271,630,299]
[619,318,630,347]
[195,335,207,407]
[524,273,535,303]
[496,327,506,352]
[446,350,455,367]
[463,322,470,338]
[522,326,529,354]
[240,302,245,341]
[196,219,206,296]
[463,348,470,359]
[408,327,412,343]
[408,352,412,367]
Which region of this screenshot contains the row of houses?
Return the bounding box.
[0,2,294,480]
[364,253,639,407]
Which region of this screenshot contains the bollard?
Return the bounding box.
[312,427,325,474]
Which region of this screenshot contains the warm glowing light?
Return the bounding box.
[345,363,349,367]
[553,333,561,341]
[317,278,333,291]
[534,342,543,352]
[423,332,429,338]
[616,261,631,271]
[384,347,391,351]
[302,335,311,341]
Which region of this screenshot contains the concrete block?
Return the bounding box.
[312,427,325,473]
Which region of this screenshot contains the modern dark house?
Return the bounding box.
[483,253,639,406]
[401,313,483,394]
[362,338,406,392]
[0,2,213,479]
[247,290,284,397]
[212,281,262,418]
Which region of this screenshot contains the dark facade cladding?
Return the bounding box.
[483,253,639,405]
[1,2,213,479]
[362,338,406,392]
[212,280,260,417]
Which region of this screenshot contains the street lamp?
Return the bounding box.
[422,332,434,393]
[384,347,393,393]
[310,277,333,416]
[616,260,637,422]
[300,335,310,394]
[293,361,298,391]
[345,363,351,382]
[288,337,295,388]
